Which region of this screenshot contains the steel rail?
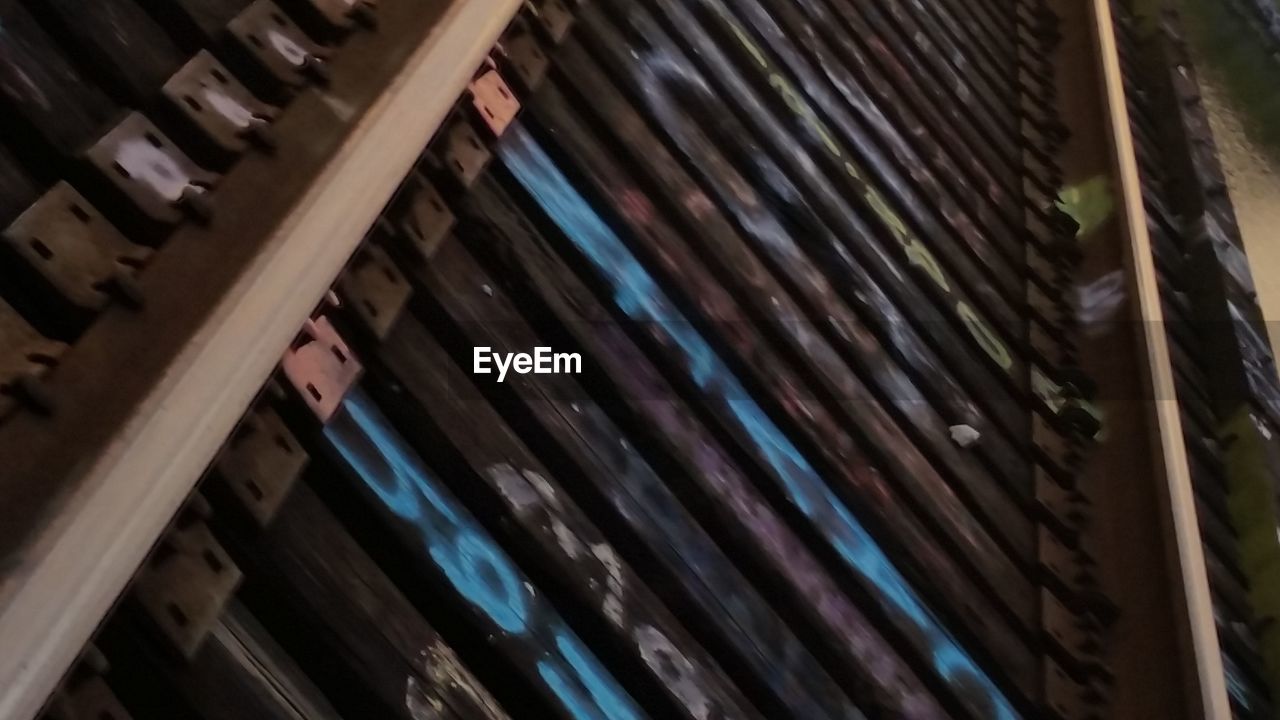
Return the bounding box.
[0,2,522,716]
[1086,0,1231,716]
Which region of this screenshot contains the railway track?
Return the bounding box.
[0,0,1276,718]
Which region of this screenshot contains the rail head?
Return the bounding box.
[0,1,522,717]
[1087,0,1231,717]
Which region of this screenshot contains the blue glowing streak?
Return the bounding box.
[329,389,528,633]
[326,389,644,720]
[539,634,643,720]
[499,125,1018,719]
[538,662,601,720]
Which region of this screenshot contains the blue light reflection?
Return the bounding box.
[499,125,1017,719]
